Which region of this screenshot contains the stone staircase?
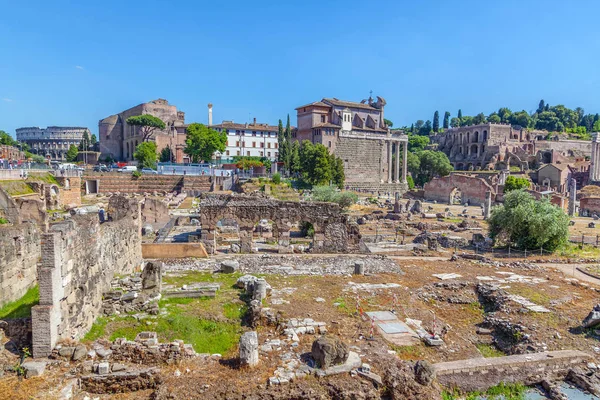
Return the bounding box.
[85,174,211,194]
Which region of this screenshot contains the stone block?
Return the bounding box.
[22,361,46,378]
[311,336,349,369]
[97,362,110,375]
[221,260,239,273]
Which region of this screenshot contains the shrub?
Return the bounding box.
[489,190,569,251]
[310,185,357,208]
[272,173,281,184]
[407,175,415,189]
[132,170,142,178]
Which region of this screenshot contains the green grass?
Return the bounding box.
[0,217,8,224]
[558,242,600,258]
[29,173,58,185]
[85,272,248,355]
[443,382,526,400]
[0,286,39,319]
[0,180,35,196]
[476,343,505,358]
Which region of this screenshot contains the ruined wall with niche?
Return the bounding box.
[423,174,495,206]
[141,197,170,230]
[32,195,142,357]
[0,223,40,307]
[197,194,360,254]
[54,176,81,207]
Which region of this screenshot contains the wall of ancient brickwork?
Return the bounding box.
[423,174,495,206]
[580,197,600,216]
[535,139,592,156]
[0,223,40,307]
[141,197,170,230]
[54,176,81,207]
[333,136,385,184]
[84,174,211,194]
[198,194,360,254]
[32,196,142,357]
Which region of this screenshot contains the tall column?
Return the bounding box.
[395,142,401,183]
[590,140,596,182]
[402,141,408,183]
[568,178,577,217]
[387,140,393,183]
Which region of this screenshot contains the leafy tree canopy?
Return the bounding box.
[384,119,394,128]
[408,134,430,152]
[310,185,357,209]
[412,150,453,186]
[133,141,157,169]
[504,175,530,192]
[184,123,227,163]
[488,190,569,251]
[159,146,172,162]
[65,145,79,162]
[126,114,166,141]
[298,141,344,188]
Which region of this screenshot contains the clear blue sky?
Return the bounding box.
[2,0,600,137]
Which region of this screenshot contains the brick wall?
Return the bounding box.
[84,174,211,194]
[580,197,600,215]
[54,176,82,207]
[31,196,142,357]
[141,197,170,230]
[334,136,384,184]
[424,174,495,206]
[0,223,40,307]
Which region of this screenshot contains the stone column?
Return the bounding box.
[239,229,254,253]
[278,230,292,254]
[354,261,365,275]
[592,137,599,183]
[239,331,259,367]
[569,178,577,217]
[395,142,401,183]
[387,141,393,183]
[252,278,268,301]
[402,141,408,183]
[483,191,492,220]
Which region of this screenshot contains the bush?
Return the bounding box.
[272,173,281,184]
[407,175,415,189]
[132,170,142,178]
[310,185,357,208]
[504,175,530,192]
[489,190,569,251]
[300,221,315,237]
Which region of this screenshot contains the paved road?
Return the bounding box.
[539,263,600,285]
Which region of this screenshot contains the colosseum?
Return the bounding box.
[16,126,90,161]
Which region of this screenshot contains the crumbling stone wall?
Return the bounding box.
[0,186,21,224]
[198,194,360,254]
[141,197,170,230]
[580,197,600,217]
[423,174,495,206]
[32,196,142,357]
[54,176,81,207]
[0,223,40,307]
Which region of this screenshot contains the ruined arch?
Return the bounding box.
[474,131,479,142]
[483,130,488,141]
[470,144,479,157]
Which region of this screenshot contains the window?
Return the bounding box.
[252,142,256,148]
[321,115,326,123]
[328,141,331,148]
[267,142,271,148]
[236,141,239,147]
[237,151,240,156]
[226,150,230,155]
[243,141,246,147]
[247,151,250,156]
[260,151,263,156]
[252,131,256,136]
[275,152,278,158]
[268,152,271,157]
[275,143,278,149]
[260,142,264,148]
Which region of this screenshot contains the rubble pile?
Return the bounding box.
[413,232,469,249]
[417,281,476,304]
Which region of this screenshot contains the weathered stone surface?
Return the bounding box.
[72,344,88,361]
[354,261,365,275]
[32,195,142,358]
[311,336,349,369]
[221,260,239,273]
[22,361,46,378]
[252,279,268,301]
[583,304,600,328]
[81,368,162,394]
[414,360,436,386]
[141,261,162,295]
[59,346,75,358]
[239,331,259,367]
[98,362,110,375]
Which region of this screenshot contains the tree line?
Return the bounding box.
[408,99,600,139]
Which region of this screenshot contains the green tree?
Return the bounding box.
[284,114,292,170]
[65,145,79,162]
[126,114,166,141]
[460,116,473,127]
[487,113,501,124]
[25,152,45,163]
[473,112,486,125]
[184,123,227,163]
[407,134,430,152]
[488,190,569,251]
[419,120,432,135]
[384,118,394,128]
[433,111,440,133]
[457,109,463,120]
[159,146,172,162]
[78,131,90,151]
[504,175,530,192]
[450,117,461,128]
[134,141,158,169]
[510,111,531,128]
[413,150,453,186]
[298,141,343,187]
[443,111,451,130]
[537,99,545,114]
[0,130,17,146]
[289,140,301,174]
[498,107,512,123]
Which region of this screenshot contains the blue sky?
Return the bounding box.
[1,0,600,136]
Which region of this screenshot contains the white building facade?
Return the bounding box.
[211,119,279,161]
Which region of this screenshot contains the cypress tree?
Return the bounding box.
[277,119,284,162]
[443,111,451,129]
[458,109,463,120]
[433,111,440,133]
